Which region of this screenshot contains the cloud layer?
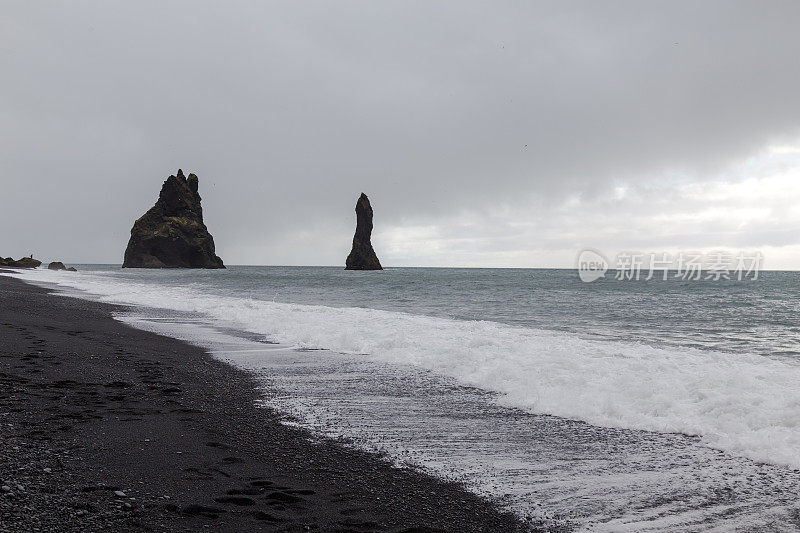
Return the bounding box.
[2,1,800,267]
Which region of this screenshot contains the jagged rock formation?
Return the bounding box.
[345,193,382,270]
[123,170,225,269]
[0,257,42,268]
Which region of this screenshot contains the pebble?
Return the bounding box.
[42,468,51,473]
[1,486,11,493]
[114,490,126,497]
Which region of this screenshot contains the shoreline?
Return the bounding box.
[0,275,532,532]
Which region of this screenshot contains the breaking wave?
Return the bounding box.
[8,267,800,470]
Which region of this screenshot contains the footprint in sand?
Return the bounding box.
[178,504,227,519]
[213,495,256,506]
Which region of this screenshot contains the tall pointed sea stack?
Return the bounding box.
[123,170,225,269]
[345,193,382,270]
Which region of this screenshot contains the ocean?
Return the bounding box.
[8,266,800,531]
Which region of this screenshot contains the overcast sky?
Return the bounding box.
[2,1,800,268]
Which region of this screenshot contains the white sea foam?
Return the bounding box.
[8,268,800,470]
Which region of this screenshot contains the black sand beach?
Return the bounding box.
[0,274,530,532]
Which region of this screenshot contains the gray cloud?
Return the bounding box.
[2,1,800,265]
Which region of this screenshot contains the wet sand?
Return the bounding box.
[0,274,531,532]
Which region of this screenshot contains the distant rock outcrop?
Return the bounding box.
[123,170,225,269]
[345,193,382,270]
[47,261,77,271]
[0,256,42,268]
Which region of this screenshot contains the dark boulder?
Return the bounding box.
[345,193,382,270]
[0,256,42,268]
[66,267,77,272]
[48,261,66,271]
[123,170,225,269]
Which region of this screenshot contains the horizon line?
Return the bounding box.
[33,263,800,273]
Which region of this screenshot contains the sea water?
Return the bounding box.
[7,266,800,531]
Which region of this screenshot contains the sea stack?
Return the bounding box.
[123,170,225,269]
[345,193,382,270]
